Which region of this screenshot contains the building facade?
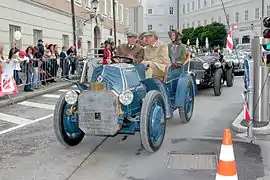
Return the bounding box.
[179,0,270,45]
[141,0,177,42]
[0,0,138,56]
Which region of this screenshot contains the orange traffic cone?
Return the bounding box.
[215,128,238,180]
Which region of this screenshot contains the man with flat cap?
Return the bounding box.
[115,31,144,63]
[143,31,171,81]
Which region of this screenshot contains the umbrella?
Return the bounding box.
[187,39,190,45]
[196,38,199,48]
[205,37,209,49]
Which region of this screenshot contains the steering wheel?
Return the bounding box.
[111,56,133,64]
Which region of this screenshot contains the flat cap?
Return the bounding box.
[144,31,158,37]
[126,31,138,37]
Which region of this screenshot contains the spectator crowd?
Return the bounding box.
[0,39,77,93]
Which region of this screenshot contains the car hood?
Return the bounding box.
[191,56,218,63]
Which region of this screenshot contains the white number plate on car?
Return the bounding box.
[196,79,200,84]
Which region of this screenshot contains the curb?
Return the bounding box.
[0,82,71,108]
[232,110,270,135]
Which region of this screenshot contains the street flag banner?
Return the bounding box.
[226,28,233,53]
[243,103,251,121]
[0,62,18,97]
[232,23,238,29]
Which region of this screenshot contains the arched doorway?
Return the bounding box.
[94,26,101,56]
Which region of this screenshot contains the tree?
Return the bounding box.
[181,22,227,48]
[181,28,194,44]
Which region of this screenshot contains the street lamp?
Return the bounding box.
[91,0,99,12]
[251,23,254,38]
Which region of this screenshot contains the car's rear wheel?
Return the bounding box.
[226,67,234,87]
[140,90,166,153]
[178,76,194,123]
[213,68,223,96]
[53,94,85,146]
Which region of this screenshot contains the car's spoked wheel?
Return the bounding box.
[53,94,85,146]
[140,90,166,153]
[179,77,194,123]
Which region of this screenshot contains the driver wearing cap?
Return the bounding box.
[115,32,144,63]
[143,31,171,80]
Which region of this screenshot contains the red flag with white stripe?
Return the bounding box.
[226,28,233,53]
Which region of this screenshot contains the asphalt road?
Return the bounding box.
[0,76,268,180]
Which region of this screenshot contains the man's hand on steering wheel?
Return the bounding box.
[111,56,134,64]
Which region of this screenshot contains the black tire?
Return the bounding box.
[140,90,166,153]
[53,93,85,146]
[213,68,223,96]
[178,76,195,123]
[226,67,234,87]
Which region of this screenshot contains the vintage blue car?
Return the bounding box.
[53,56,196,152]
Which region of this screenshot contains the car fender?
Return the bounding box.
[141,78,173,118]
[175,72,196,107]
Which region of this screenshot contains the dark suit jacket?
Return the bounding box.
[116,44,144,63]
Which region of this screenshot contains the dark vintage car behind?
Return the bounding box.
[189,55,219,86]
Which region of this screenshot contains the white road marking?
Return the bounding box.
[42,94,61,98]
[58,89,69,92]
[72,85,77,88]
[0,112,32,124]
[0,114,53,135]
[18,101,55,110]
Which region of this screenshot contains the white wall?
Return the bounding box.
[143,0,177,43]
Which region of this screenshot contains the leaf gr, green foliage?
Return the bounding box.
[181,22,227,48]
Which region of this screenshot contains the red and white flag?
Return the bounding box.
[243,103,251,121]
[226,28,233,53]
[232,23,238,29]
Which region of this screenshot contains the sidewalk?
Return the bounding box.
[0,80,70,108]
[232,110,270,135]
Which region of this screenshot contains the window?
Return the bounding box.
[101,0,107,15]
[115,1,119,20]
[242,35,250,44]
[33,29,42,45]
[62,35,69,48]
[245,10,248,21]
[235,12,239,23]
[204,20,207,25]
[187,4,190,12]
[255,8,259,19]
[87,41,91,53]
[218,16,221,23]
[125,8,130,26]
[183,4,185,13]
[9,25,22,49]
[148,24,152,30]
[226,14,230,24]
[119,4,123,22]
[198,21,200,26]
[198,0,201,9]
[148,8,153,14]
[75,0,82,5]
[204,0,207,7]
[267,6,270,17]
[192,1,194,10]
[169,25,174,30]
[192,21,194,27]
[110,0,113,17]
[187,23,189,28]
[84,0,91,8]
[169,7,174,14]
[211,17,214,23]
[183,23,185,29]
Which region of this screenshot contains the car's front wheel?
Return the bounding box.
[53,94,85,146]
[226,67,234,87]
[140,90,166,153]
[213,68,223,96]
